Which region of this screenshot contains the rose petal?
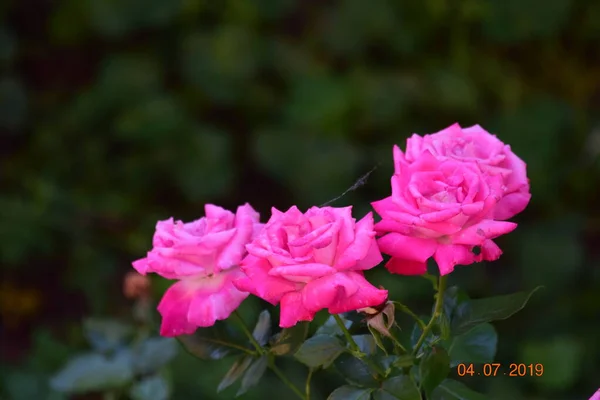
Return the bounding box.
[301,273,360,312]
[377,233,437,263]
[327,272,388,314]
[385,257,428,275]
[279,291,315,328]
[433,244,477,275]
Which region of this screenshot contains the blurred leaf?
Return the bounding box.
[448,323,497,367]
[173,126,235,201]
[50,350,133,394]
[0,77,27,131]
[252,310,271,347]
[85,0,182,37]
[96,54,162,107]
[420,347,451,398]
[83,318,133,353]
[353,334,377,355]
[181,26,259,103]
[334,353,379,387]
[453,287,542,335]
[294,335,345,368]
[316,315,352,337]
[328,385,373,400]
[177,323,246,360]
[237,355,268,396]
[217,355,253,393]
[132,337,178,375]
[270,322,309,356]
[431,379,486,400]
[372,375,420,400]
[284,74,353,135]
[520,336,583,390]
[129,375,170,400]
[115,95,188,142]
[483,0,572,43]
[517,221,584,289]
[49,0,89,44]
[253,130,361,206]
[3,370,63,400]
[0,27,15,64]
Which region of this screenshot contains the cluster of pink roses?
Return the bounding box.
[132,123,531,337]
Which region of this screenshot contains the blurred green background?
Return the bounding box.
[1,0,599,399]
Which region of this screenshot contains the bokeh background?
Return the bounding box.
[1,0,599,399]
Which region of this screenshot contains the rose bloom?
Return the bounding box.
[372,150,518,276]
[590,389,600,400]
[234,206,388,328]
[400,123,531,220]
[132,204,263,336]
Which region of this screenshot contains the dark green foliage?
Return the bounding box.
[1,0,599,399]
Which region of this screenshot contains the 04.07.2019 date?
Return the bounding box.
[456,363,544,377]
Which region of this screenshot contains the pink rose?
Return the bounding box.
[401,123,531,220]
[132,204,263,336]
[372,151,518,276]
[590,389,600,400]
[234,206,388,328]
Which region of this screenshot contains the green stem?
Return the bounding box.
[305,368,313,399]
[394,302,427,330]
[233,311,305,400]
[333,314,360,353]
[412,275,448,357]
[334,314,386,377]
[233,310,264,354]
[268,355,306,400]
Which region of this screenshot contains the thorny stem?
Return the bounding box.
[412,275,448,357]
[233,311,305,400]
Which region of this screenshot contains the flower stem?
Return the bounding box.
[305,368,313,399]
[268,355,306,400]
[233,310,264,354]
[333,314,360,352]
[412,275,448,357]
[334,314,386,377]
[233,311,305,400]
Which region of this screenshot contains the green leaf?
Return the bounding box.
[237,356,268,396]
[431,379,486,400]
[177,323,246,360]
[442,287,471,332]
[270,322,309,356]
[448,323,497,367]
[50,351,133,394]
[129,375,170,400]
[217,355,253,393]
[372,375,421,400]
[392,355,416,369]
[453,287,542,335]
[327,385,373,400]
[253,310,271,346]
[520,336,583,390]
[334,353,379,387]
[294,335,345,368]
[316,315,352,336]
[132,337,178,374]
[420,347,450,398]
[82,318,133,353]
[353,334,377,355]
